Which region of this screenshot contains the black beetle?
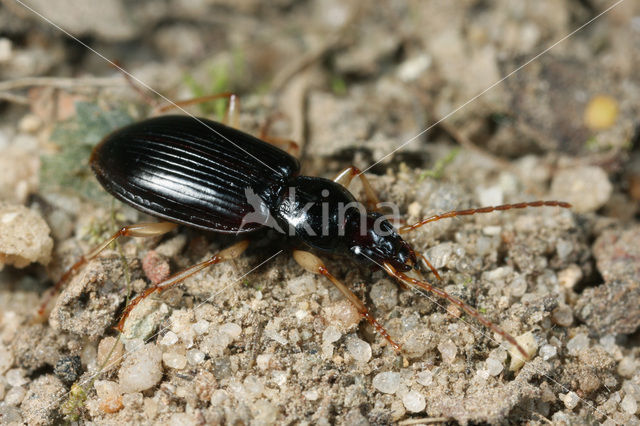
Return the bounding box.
[42,111,570,357]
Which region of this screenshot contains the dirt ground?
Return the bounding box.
[1,0,640,424]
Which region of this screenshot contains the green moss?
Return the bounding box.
[330,75,348,96]
[40,101,136,201]
[419,148,460,181]
[59,383,87,422]
[182,50,247,119]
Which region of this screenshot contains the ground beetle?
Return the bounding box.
[41,98,571,359]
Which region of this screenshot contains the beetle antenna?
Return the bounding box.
[398,201,571,234]
[383,262,529,359]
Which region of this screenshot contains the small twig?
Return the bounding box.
[0,91,30,104]
[398,417,452,425]
[0,76,125,92]
[532,411,553,425]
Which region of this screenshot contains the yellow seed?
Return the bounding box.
[584,95,618,131]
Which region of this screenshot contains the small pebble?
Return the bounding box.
[584,95,618,130]
[303,389,319,401]
[475,236,493,256]
[94,380,123,413]
[186,349,205,365]
[220,323,242,339]
[6,368,27,386]
[272,370,287,387]
[118,343,163,393]
[623,381,640,401]
[561,391,580,410]
[558,264,582,289]
[489,347,507,363]
[486,358,503,376]
[346,336,372,363]
[407,201,422,218]
[539,344,557,361]
[618,357,637,378]
[5,386,26,405]
[510,275,527,297]
[251,399,279,424]
[551,166,612,213]
[621,394,638,414]
[322,325,342,344]
[0,205,53,269]
[476,369,490,380]
[192,320,210,335]
[162,352,187,369]
[476,185,503,206]
[141,250,170,284]
[482,225,501,236]
[0,145,39,204]
[484,266,513,283]
[0,37,12,62]
[322,299,361,332]
[427,243,455,269]
[600,335,616,352]
[54,355,82,383]
[552,412,571,424]
[402,390,426,412]
[566,333,589,356]
[160,331,179,346]
[256,354,273,370]
[416,370,433,387]
[509,332,538,371]
[551,304,573,327]
[437,339,457,364]
[556,239,573,261]
[372,371,402,394]
[243,375,264,397]
[397,54,432,82]
[369,280,398,311]
[0,346,14,374]
[265,328,288,346]
[18,114,42,134]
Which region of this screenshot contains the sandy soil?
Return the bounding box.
[1,1,640,424]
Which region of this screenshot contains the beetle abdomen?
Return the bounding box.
[90,115,300,232]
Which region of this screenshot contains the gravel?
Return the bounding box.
[576,227,640,335]
[117,343,163,393]
[402,390,426,413]
[1,1,640,424]
[550,166,613,213]
[372,372,402,395]
[0,204,52,269]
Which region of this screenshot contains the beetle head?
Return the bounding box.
[346,212,417,272]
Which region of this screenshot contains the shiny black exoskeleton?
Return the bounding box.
[91,115,416,273]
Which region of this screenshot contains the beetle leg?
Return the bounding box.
[37,222,178,318]
[333,166,380,211]
[260,135,300,157]
[398,201,571,234]
[416,251,442,281]
[116,240,249,332]
[292,250,401,353]
[258,112,300,157]
[154,92,240,128]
